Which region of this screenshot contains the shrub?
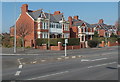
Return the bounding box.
[92,37,105,43]
[36,38,48,46]
[110,33,117,38]
[36,38,80,46]
[26,46,31,48]
[88,40,99,48]
[118,38,120,44]
[94,31,99,37]
[68,38,80,46]
[50,38,64,46]
[108,37,118,43]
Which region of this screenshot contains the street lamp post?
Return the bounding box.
[14,3,17,53]
[14,24,16,53]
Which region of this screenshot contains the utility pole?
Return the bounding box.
[105,31,108,47]
[86,26,88,48]
[48,10,50,49]
[14,3,17,53]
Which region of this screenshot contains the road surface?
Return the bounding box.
[2,46,118,80]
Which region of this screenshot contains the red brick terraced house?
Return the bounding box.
[11,4,70,47]
[92,19,118,37]
[68,16,94,48]
[10,4,118,49]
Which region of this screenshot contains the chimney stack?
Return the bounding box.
[98,19,104,24]
[73,16,79,20]
[68,16,73,27]
[54,11,61,15]
[21,4,28,14]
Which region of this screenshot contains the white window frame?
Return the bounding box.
[38,23,40,29]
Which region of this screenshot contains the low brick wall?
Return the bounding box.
[36,44,47,50]
[99,41,119,47]
[37,42,85,51]
[99,44,103,47]
[108,41,119,47]
[63,45,80,50]
[50,45,80,51]
[50,46,62,51]
[109,43,118,46]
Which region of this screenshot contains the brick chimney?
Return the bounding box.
[68,16,73,27]
[98,19,104,24]
[73,16,79,20]
[21,4,28,14]
[54,11,61,15]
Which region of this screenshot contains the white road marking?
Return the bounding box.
[78,55,82,58]
[101,53,111,55]
[65,57,69,59]
[81,59,90,62]
[88,62,117,68]
[15,71,21,76]
[81,58,108,62]
[72,56,76,59]
[117,64,120,68]
[23,63,26,65]
[18,65,23,69]
[33,61,37,64]
[27,71,69,80]
[57,58,62,60]
[17,59,22,65]
[41,60,46,62]
[91,58,108,61]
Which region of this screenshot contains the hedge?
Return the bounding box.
[36,38,48,46]
[67,38,80,46]
[92,37,118,43]
[88,40,99,48]
[36,38,80,46]
[107,37,118,43]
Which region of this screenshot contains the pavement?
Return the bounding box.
[2,46,119,80]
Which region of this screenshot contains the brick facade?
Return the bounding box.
[10,4,70,48]
[16,4,35,47]
[9,4,118,50]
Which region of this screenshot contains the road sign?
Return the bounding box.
[65,39,68,57]
[65,39,68,44]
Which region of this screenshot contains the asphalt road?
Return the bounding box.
[2,46,118,80]
[2,46,118,68]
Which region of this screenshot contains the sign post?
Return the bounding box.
[65,39,68,57]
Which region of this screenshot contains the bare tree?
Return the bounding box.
[16,23,32,50]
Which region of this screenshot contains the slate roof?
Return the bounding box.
[91,24,99,27]
[73,20,93,28]
[28,9,42,20]
[28,9,63,23]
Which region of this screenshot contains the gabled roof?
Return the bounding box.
[45,13,63,22]
[10,25,15,29]
[91,24,99,27]
[96,23,116,34]
[73,21,83,26]
[28,9,63,23]
[73,20,93,28]
[28,9,42,20]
